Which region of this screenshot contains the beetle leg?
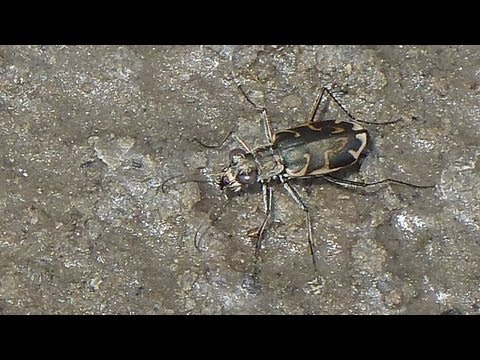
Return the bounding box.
[238,85,265,111]
[320,87,358,122]
[251,183,273,283]
[193,127,236,149]
[261,108,274,144]
[237,85,274,144]
[308,87,330,123]
[193,128,258,154]
[323,174,435,189]
[231,134,253,153]
[322,87,403,125]
[280,178,318,270]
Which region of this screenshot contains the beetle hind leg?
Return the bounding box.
[323,174,435,189]
[311,87,403,126]
[309,87,358,124]
[308,87,330,123]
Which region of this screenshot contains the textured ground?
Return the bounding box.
[1,45,479,314]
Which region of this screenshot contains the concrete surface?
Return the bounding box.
[0,45,479,314]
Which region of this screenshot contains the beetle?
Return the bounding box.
[163,86,434,288]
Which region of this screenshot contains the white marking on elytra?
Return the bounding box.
[348,132,368,159]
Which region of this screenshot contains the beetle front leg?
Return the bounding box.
[193,128,255,154]
[261,108,274,144]
[237,85,274,144]
[193,127,236,149]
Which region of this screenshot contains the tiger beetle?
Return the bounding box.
[163,86,434,289]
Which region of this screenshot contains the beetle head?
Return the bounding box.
[219,149,258,192]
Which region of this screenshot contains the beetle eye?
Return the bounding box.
[219,175,230,190]
[238,171,257,185]
[229,148,246,162]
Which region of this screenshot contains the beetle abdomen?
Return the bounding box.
[273,120,368,177]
